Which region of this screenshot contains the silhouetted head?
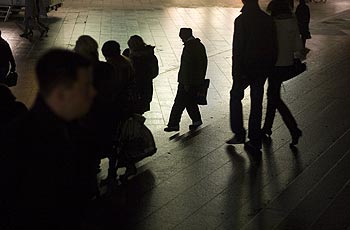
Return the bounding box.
[299,0,306,4]
[102,40,121,59]
[270,0,292,16]
[74,35,99,62]
[127,35,146,52]
[179,28,193,43]
[36,49,96,121]
[242,0,258,5]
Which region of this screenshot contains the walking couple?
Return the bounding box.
[227,0,303,153]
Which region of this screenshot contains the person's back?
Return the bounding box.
[127,44,159,113]
[233,1,277,78]
[108,55,133,92]
[274,15,302,66]
[178,38,207,87]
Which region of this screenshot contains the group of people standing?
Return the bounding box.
[227,0,310,153]
[0,32,160,228]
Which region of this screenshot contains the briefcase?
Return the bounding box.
[196,79,210,105]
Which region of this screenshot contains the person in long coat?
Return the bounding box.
[123,35,159,114]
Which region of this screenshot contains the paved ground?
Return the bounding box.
[1,0,350,229]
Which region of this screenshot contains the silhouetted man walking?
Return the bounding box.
[226,0,277,152]
[164,28,208,132]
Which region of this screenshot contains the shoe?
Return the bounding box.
[244,141,262,153]
[40,29,47,38]
[189,121,203,131]
[164,125,180,132]
[119,164,137,184]
[261,128,272,137]
[226,133,246,145]
[290,129,302,146]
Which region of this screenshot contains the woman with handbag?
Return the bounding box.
[262,1,303,146]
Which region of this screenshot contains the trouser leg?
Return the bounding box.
[263,77,279,132]
[248,77,266,145]
[229,78,248,135]
[185,89,202,123]
[167,84,186,126]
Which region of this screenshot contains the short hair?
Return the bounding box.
[243,0,258,4]
[101,40,121,58]
[179,28,193,39]
[36,49,91,97]
[74,35,99,61]
[127,35,146,51]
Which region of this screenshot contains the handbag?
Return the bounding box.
[117,114,157,165]
[282,59,306,82]
[4,72,18,87]
[196,79,210,105]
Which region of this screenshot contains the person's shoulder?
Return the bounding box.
[235,14,243,22]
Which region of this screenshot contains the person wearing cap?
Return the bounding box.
[164,28,208,132]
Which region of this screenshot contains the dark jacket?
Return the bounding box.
[85,61,120,158]
[232,3,277,79]
[125,45,159,113]
[295,3,311,37]
[0,96,94,230]
[0,84,27,133]
[178,38,207,87]
[106,55,136,118]
[0,37,16,72]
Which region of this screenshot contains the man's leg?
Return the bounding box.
[166,84,186,129]
[248,76,267,148]
[185,88,202,126]
[262,76,280,135]
[227,78,248,143]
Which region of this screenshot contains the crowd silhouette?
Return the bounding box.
[0,0,311,228]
